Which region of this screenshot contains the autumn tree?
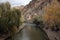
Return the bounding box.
[43,0,60,31]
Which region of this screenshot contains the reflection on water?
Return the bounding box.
[14,26,49,40]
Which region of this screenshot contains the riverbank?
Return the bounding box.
[0,23,25,40]
[44,28,60,40]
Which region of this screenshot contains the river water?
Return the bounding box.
[13,24,49,40]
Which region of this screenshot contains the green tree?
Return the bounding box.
[0,2,22,38]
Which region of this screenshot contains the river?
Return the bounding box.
[13,23,49,40]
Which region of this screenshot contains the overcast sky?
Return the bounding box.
[0,0,32,7]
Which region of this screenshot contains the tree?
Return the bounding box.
[43,0,60,31]
[0,2,22,39]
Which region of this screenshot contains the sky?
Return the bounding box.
[0,0,32,7]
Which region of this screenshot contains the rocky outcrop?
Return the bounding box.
[22,0,52,21]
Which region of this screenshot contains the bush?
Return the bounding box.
[33,16,44,29]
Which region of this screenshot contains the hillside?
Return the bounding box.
[22,0,51,20]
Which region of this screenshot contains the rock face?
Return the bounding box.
[22,0,60,40]
[22,0,52,21]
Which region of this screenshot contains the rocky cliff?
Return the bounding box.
[22,0,52,21]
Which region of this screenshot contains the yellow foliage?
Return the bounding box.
[43,0,60,27]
